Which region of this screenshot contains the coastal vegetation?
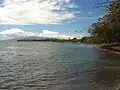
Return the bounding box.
[81,0,120,44]
[17,38,81,43]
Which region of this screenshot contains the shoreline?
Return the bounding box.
[17,40,120,54]
[100,43,120,54]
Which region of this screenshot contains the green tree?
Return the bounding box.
[88,0,120,44]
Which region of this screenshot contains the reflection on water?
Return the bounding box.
[0,41,120,90]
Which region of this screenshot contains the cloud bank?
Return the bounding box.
[0,28,83,40]
[0,0,79,24]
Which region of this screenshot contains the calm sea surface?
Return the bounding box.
[0,41,120,90]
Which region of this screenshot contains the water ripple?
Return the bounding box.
[0,42,120,90]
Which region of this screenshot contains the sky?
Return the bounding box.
[0,0,106,36]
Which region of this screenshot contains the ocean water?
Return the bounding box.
[0,41,120,90]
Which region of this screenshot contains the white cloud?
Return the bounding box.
[42,30,59,34]
[78,17,98,20]
[0,28,84,40]
[0,28,25,34]
[0,0,78,24]
[88,12,92,15]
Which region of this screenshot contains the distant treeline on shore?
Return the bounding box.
[17,38,82,43]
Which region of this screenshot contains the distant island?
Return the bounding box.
[17,37,81,43]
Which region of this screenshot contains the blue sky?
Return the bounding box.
[0,0,105,35]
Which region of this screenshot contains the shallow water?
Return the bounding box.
[0,41,120,90]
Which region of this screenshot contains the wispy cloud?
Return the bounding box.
[88,12,92,15]
[0,0,79,24]
[78,17,98,20]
